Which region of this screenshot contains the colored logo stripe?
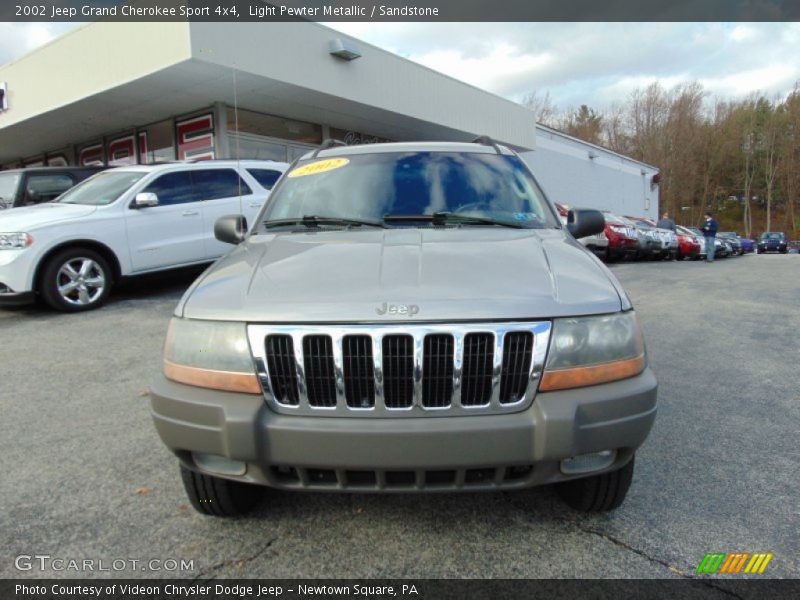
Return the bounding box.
[744,553,773,574]
[697,552,773,574]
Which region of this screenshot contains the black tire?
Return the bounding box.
[556,455,635,512]
[40,247,113,312]
[180,464,263,517]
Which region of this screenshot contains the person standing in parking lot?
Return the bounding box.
[657,211,676,231]
[700,211,718,262]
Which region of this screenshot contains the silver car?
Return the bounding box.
[150,140,658,516]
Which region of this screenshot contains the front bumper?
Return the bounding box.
[0,289,36,306]
[0,248,37,301]
[150,368,658,491]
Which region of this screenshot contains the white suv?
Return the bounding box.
[0,160,288,311]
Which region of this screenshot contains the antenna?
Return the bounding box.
[232,63,243,217]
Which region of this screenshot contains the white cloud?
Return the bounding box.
[328,22,800,109]
[730,25,757,42]
[0,22,82,66]
[409,43,553,94]
[701,65,797,98]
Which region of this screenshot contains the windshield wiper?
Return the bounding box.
[263,215,387,229]
[383,211,526,229]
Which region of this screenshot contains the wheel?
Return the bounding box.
[556,455,635,512]
[40,248,112,312]
[180,464,263,517]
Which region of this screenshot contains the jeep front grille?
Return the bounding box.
[249,322,551,418]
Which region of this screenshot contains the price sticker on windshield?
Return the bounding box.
[288,158,350,178]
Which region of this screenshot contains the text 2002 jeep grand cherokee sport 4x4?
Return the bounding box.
[150,139,658,516]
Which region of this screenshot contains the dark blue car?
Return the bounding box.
[757,232,788,254]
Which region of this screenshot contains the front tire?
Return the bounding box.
[40,248,112,312]
[180,465,264,517]
[556,455,635,512]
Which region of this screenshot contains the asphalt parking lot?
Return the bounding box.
[2,254,798,582]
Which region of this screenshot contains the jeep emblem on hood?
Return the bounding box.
[376,302,419,317]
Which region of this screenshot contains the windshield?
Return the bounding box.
[761,232,784,240]
[0,172,21,208]
[259,151,558,230]
[56,171,146,206]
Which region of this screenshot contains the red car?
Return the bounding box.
[675,225,702,260]
[602,212,640,261]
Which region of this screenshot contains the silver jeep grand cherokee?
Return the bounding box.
[150,139,657,516]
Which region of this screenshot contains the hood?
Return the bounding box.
[179,228,624,323]
[0,203,96,230]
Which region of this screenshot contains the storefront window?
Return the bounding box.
[140,119,175,163]
[329,127,391,145]
[228,108,322,145]
[107,132,137,166]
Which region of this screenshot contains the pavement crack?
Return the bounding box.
[500,494,745,599]
[191,536,278,581]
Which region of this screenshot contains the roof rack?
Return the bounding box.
[311,138,347,159]
[472,135,503,155]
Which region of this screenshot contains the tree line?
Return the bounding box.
[526,82,800,237]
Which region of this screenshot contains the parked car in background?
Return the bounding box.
[621,216,661,260]
[602,212,640,261]
[0,159,288,311]
[555,202,609,257]
[636,216,678,260]
[715,238,731,258]
[686,227,710,259]
[757,232,788,254]
[0,166,106,209]
[718,232,743,256]
[738,236,755,253]
[675,225,702,260]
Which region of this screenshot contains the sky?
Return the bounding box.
[2,21,799,111]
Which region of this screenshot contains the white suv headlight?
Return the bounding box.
[540,311,646,391]
[0,232,33,249]
[163,318,260,394]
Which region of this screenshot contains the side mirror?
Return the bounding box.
[133,192,159,208]
[215,214,248,245]
[567,208,605,239]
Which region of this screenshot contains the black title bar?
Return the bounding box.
[4,0,800,22]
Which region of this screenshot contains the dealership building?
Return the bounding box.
[0,20,659,217]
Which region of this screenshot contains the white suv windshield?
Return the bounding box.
[56,171,146,206]
[261,151,558,229]
[0,172,21,208]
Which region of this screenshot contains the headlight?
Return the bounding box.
[539,311,646,392]
[163,318,260,394]
[0,232,33,249]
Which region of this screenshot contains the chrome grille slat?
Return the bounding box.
[499,331,534,404]
[461,332,494,406]
[488,330,505,408]
[264,335,299,406]
[422,334,454,408]
[343,335,375,408]
[383,334,414,409]
[248,322,551,418]
[303,335,336,407]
